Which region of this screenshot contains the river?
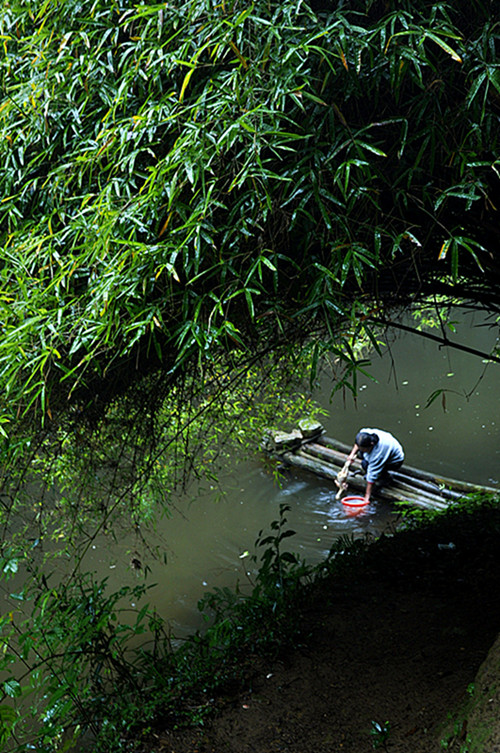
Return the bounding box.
[80,308,499,639]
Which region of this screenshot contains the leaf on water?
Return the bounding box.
[424,389,444,409]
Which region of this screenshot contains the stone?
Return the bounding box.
[298,419,325,440]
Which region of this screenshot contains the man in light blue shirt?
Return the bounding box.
[345,428,404,502]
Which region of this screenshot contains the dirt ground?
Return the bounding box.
[147,513,500,753]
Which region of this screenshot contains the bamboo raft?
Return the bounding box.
[261,420,498,511]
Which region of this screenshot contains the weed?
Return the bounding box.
[370,719,391,750]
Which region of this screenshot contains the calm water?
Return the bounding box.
[85,308,500,637]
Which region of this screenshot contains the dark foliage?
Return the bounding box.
[0,0,499,428]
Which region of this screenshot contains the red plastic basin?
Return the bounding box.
[341,495,369,507]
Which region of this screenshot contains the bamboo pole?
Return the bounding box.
[317,436,352,455]
[318,435,498,496]
[306,442,353,467]
[377,489,448,510]
[305,443,461,501]
[286,450,449,511]
[388,478,450,507]
[281,450,339,482]
[389,470,464,501]
[299,450,449,509]
[383,490,449,511]
[304,443,462,501]
[268,425,491,511]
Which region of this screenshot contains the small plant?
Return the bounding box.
[370,719,391,750]
[197,503,311,656]
[253,502,300,592]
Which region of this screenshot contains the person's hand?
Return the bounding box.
[364,481,373,502]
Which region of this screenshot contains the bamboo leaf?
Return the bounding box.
[424,31,462,63]
[488,69,500,96]
[438,239,451,260]
[179,67,195,103]
[229,41,248,69]
[355,141,387,157]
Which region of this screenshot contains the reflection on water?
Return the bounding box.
[86,309,500,636]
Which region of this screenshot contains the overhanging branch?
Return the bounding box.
[370,318,500,365]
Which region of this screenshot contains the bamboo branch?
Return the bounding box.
[369,318,500,364]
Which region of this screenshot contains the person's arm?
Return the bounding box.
[364,481,373,502]
[346,443,359,464]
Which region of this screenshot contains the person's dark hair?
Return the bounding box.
[355,431,378,449]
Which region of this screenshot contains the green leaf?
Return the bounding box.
[355,141,387,157]
[3,679,21,698]
[423,31,462,63]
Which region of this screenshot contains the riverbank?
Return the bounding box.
[141,497,500,752]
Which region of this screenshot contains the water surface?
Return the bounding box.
[89,309,500,636]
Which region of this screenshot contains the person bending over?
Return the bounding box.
[346,428,404,503]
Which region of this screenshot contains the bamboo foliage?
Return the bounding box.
[0,0,498,426]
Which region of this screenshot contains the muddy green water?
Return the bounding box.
[84,310,500,637]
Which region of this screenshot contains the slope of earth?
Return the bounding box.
[145,502,500,753]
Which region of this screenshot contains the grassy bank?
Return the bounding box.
[2,494,500,752]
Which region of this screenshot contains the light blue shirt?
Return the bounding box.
[360,428,404,483]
